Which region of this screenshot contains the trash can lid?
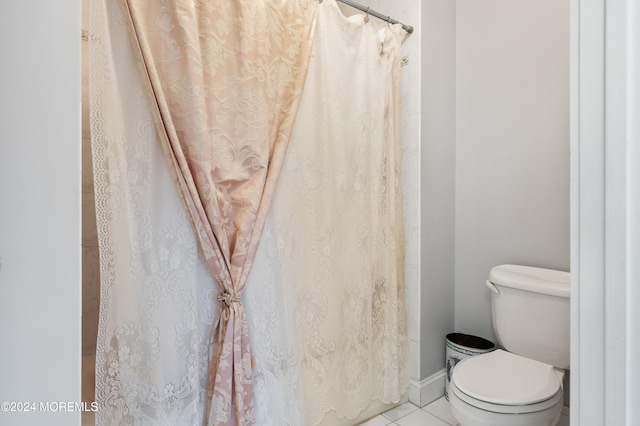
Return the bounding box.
[446,333,495,351]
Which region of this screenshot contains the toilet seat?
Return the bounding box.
[450,349,564,414]
[449,380,564,426]
[450,380,563,415]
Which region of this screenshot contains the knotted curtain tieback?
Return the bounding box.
[217,292,240,308]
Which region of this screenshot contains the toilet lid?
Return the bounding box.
[450,379,563,415]
[452,350,562,405]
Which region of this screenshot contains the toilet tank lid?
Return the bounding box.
[489,265,570,298]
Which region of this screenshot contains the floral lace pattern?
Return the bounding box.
[90,1,217,424]
[120,0,318,424]
[91,0,407,424]
[244,1,409,424]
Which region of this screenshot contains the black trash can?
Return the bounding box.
[445,333,495,400]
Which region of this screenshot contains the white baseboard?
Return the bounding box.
[407,369,446,407]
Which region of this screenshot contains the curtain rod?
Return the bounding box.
[336,0,414,34]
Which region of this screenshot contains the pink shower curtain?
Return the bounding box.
[121,1,318,424]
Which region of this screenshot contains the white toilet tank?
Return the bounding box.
[486,264,570,369]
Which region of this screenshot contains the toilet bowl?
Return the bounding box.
[449,350,564,426]
[448,265,570,426]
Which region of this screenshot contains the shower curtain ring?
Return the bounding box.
[364,7,370,23]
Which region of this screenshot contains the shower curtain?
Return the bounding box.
[245,1,408,424]
[90,0,408,424]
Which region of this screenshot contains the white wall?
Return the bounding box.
[419,0,456,379]
[455,0,570,342]
[629,1,640,421]
[0,1,81,425]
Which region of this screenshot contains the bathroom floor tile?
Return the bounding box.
[395,409,452,426]
[422,397,459,425]
[358,415,395,426]
[382,402,418,421]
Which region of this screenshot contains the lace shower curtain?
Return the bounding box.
[90,0,218,423]
[90,0,407,424]
[119,1,317,424]
[245,1,408,423]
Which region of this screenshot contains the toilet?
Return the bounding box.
[449,264,570,426]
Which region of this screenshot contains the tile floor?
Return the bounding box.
[359,397,570,426]
[81,395,571,426]
[359,397,458,426]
